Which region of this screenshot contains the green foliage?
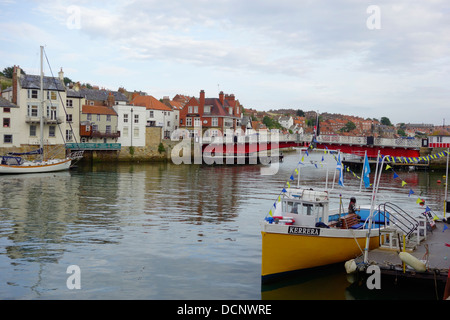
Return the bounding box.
[340,121,356,132]
[380,117,392,126]
[158,142,166,154]
[262,116,282,129]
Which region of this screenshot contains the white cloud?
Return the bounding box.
[2,0,449,124]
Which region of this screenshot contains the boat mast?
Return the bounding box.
[40,45,44,161]
[445,148,449,220]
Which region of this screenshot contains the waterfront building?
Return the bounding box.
[113,104,146,147]
[0,66,72,149]
[80,104,120,144]
[179,90,243,138]
[130,94,176,139]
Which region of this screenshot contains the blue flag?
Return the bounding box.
[363,153,371,188]
[337,153,344,187]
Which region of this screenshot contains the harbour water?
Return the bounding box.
[0,150,447,300]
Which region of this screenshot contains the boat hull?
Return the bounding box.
[261,226,381,283]
[0,158,72,174]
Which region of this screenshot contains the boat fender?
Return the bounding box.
[344,259,357,274]
[398,252,427,272]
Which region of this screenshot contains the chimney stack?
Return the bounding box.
[219,91,224,105]
[12,65,19,105]
[199,90,205,108]
[106,91,115,108]
[58,67,64,81]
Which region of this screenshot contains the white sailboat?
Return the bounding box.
[0,46,82,174]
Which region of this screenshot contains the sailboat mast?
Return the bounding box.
[40,45,44,161]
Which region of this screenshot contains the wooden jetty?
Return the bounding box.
[352,220,450,298]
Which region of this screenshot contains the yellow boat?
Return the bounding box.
[261,188,384,283]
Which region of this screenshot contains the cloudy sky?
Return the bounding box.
[1,0,449,125]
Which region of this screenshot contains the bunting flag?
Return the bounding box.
[337,153,344,187]
[393,172,399,179]
[408,189,414,197]
[363,153,371,188]
[401,181,407,187]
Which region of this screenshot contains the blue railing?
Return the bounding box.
[65,143,121,150]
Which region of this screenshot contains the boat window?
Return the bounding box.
[284,201,299,214]
[303,204,313,216]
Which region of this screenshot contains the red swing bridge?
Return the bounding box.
[200,133,422,159]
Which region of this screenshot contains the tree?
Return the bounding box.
[1,66,26,78]
[380,117,392,126]
[296,109,305,117]
[262,116,282,130]
[340,121,356,132]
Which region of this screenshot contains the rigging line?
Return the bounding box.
[42,48,81,148]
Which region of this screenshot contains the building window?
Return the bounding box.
[87,114,92,121]
[97,114,101,121]
[3,118,10,128]
[134,127,139,137]
[204,105,211,113]
[167,121,170,127]
[3,108,10,113]
[186,117,192,126]
[47,91,57,100]
[30,125,36,136]
[3,134,12,144]
[124,114,128,123]
[194,118,201,127]
[123,127,128,137]
[194,106,198,113]
[106,115,111,122]
[27,104,39,117]
[134,114,139,123]
[28,90,38,99]
[188,106,193,113]
[66,99,73,108]
[212,118,218,126]
[92,125,98,132]
[66,129,73,141]
[66,114,73,122]
[49,126,55,137]
[149,111,154,118]
[105,125,111,134]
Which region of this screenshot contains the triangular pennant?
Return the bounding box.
[401,181,407,187]
[393,172,399,179]
[386,164,392,170]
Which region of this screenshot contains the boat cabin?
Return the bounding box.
[280,188,330,227]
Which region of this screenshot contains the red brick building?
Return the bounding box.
[179,90,243,137]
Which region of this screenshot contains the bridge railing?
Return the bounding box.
[198,132,421,148]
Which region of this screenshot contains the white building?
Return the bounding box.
[130,94,176,139]
[113,104,146,147]
[0,66,72,148]
[278,116,293,130]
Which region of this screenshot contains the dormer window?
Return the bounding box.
[204,105,211,113]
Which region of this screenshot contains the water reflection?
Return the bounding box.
[0,150,447,299]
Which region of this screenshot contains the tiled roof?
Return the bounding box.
[131,95,172,111]
[20,74,65,91]
[80,88,129,102]
[82,105,118,116]
[0,97,18,108]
